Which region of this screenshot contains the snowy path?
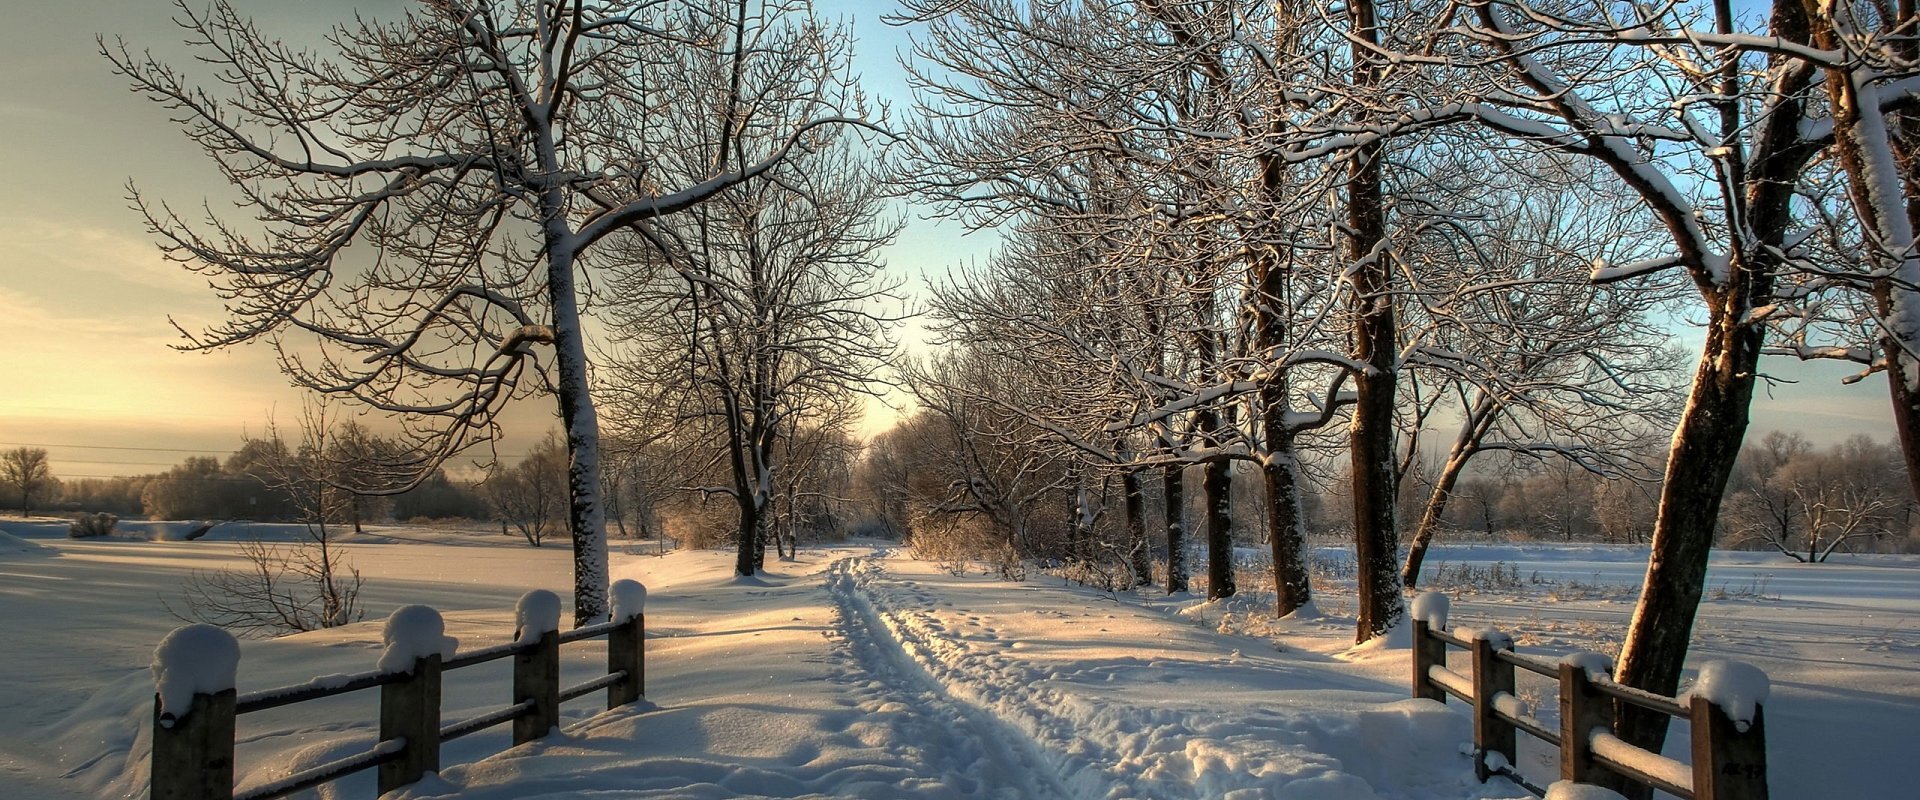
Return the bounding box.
[383,545,1517,799]
[813,551,1513,800]
[823,553,1074,798]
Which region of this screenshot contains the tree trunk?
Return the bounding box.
[1164,464,1188,593]
[1885,219,1920,507]
[735,491,760,577]
[1124,469,1151,587]
[1403,404,1491,589]
[1345,0,1403,643]
[1615,0,1815,753]
[1400,454,1465,590]
[546,246,610,626]
[1203,458,1235,599]
[1263,439,1311,616]
[1613,301,1761,755]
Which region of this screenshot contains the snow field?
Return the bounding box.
[1,523,1914,799]
[1193,542,1920,799]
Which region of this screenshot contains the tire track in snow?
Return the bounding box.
[825,554,1078,800]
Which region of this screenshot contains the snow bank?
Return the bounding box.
[1410,591,1450,628]
[378,605,458,673]
[612,579,647,623]
[0,530,49,556]
[150,624,239,721]
[1687,659,1770,731]
[1544,781,1629,800]
[514,590,561,644]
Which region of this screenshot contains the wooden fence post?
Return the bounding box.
[150,689,236,800]
[1470,633,1516,782]
[378,653,442,794]
[1559,658,1614,787]
[514,630,561,744]
[1411,619,1447,703]
[608,611,645,709]
[1691,695,1768,800]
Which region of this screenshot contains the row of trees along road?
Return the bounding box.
[876,0,1920,770]
[117,0,1920,774]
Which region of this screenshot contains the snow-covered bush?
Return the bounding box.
[908,510,1026,580]
[67,512,117,538]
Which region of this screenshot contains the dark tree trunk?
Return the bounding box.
[1614,0,1818,760]
[1402,401,1495,589]
[1164,464,1188,593]
[735,491,760,577]
[1399,453,1464,591]
[1124,469,1152,587]
[1612,299,1763,757]
[1203,457,1235,600]
[1345,0,1403,643]
[1263,437,1311,616]
[1884,339,1920,505]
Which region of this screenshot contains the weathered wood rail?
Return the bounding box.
[1411,596,1767,800]
[150,583,647,800]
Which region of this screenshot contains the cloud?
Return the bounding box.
[0,217,201,296]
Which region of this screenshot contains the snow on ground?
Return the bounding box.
[0,522,1913,799]
[402,547,1513,800]
[1190,542,1920,800]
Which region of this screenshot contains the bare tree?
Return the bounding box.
[1434,0,1880,759]
[1,447,54,518]
[107,0,867,623]
[483,436,569,547]
[1396,155,1684,587]
[602,22,897,577]
[170,403,364,636]
[1730,434,1906,561]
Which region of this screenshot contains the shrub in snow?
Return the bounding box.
[1687,659,1770,732]
[68,512,117,538]
[378,605,458,673]
[611,579,647,623]
[151,623,240,721]
[515,589,562,644]
[1410,591,1450,629]
[169,537,364,636]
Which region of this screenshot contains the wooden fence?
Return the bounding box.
[1412,611,1766,800]
[150,592,645,800]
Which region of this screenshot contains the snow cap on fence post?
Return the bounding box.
[1688,659,1770,732]
[1543,780,1630,800]
[1559,650,1614,680]
[151,624,240,723]
[378,605,457,673]
[1410,591,1450,629]
[515,590,562,644]
[611,579,647,623]
[1461,626,1514,650]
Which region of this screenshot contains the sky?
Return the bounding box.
[0,0,1895,481]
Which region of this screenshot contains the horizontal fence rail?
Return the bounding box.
[1411,593,1767,800]
[150,582,647,800]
